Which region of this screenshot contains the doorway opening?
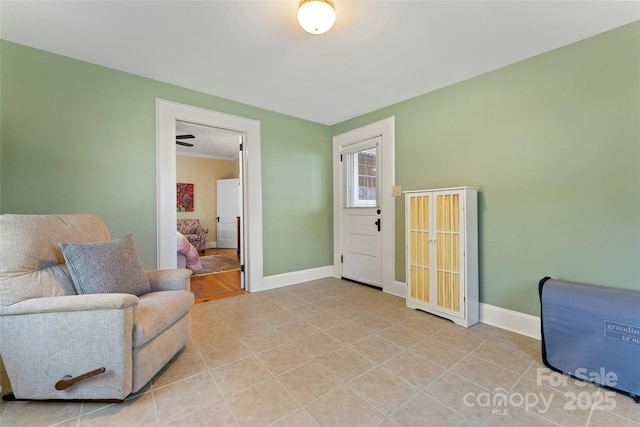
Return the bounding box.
[175,120,245,301]
[156,99,264,293]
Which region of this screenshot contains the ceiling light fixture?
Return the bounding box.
[297,0,336,35]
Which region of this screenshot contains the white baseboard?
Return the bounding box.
[256,265,334,292]
[206,241,216,249]
[480,303,541,340]
[386,280,407,299]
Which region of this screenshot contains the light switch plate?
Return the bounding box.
[392,186,402,197]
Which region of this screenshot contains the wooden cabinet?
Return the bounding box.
[405,187,479,327]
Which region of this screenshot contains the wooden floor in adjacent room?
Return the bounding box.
[190,248,246,304]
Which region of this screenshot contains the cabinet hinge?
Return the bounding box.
[340,154,343,162]
[239,143,243,151]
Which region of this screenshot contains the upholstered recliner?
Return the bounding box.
[0,214,194,401]
[177,219,208,253]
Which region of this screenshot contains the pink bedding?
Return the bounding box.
[177,231,202,271]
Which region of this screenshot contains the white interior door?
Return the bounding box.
[216,178,240,248]
[340,138,383,288]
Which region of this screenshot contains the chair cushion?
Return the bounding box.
[0,214,111,306]
[59,234,151,296]
[133,290,194,348]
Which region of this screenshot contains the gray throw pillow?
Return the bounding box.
[59,234,151,296]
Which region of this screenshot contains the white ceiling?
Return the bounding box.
[1,1,638,129]
[176,120,241,161]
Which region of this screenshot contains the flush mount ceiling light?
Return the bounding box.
[297,0,336,35]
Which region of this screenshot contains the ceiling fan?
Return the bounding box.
[176,134,195,147]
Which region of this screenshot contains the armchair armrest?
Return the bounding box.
[0,293,138,316]
[145,269,192,292]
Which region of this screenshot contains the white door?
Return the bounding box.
[216,178,240,248]
[340,138,383,287]
[333,117,397,296]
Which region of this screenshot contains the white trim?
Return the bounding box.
[387,280,407,299]
[259,266,334,292]
[404,186,479,194]
[332,116,396,294]
[479,303,541,340]
[156,99,264,292]
[339,138,379,155]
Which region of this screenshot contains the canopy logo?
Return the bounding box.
[464,367,618,415]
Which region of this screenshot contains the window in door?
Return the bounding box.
[345,146,378,208]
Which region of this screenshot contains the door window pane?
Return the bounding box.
[346,147,377,207]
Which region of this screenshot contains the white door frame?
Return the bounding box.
[333,116,399,296]
[156,99,263,292]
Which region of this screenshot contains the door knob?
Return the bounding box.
[375,218,381,232]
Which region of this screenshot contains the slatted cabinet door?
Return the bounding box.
[435,192,462,315]
[408,194,430,304]
[405,187,479,327]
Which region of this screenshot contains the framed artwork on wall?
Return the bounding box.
[177,183,194,212]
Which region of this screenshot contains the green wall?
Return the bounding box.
[2,22,639,317]
[332,22,640,316]
[0,40,333,275]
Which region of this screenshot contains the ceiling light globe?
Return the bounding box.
[297,0,336,35]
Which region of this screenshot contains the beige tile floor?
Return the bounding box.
[1,277,639,427]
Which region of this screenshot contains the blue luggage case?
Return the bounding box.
[539,277,640,402]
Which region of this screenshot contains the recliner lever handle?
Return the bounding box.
[55,367,106,390]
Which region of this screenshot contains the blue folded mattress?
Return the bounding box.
[539,277,640,402]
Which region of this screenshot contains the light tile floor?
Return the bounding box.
[1,278,639,426]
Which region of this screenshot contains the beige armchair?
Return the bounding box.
[0,214,194,401]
